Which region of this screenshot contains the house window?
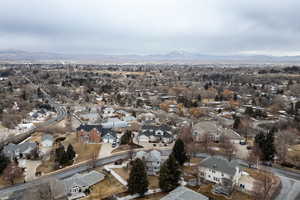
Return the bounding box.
[213,177,220,182]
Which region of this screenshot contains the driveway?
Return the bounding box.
[234,143,249,159]
[275,175,300,200]
[18,159,41,181]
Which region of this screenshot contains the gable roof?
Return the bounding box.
[161,186,208,200]
[139,124,173,138]
[76,124,117,138]
[199,156,240,176]
[62,171,105,193]
[3,142,37,158]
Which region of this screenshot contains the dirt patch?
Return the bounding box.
[112,143,143,153]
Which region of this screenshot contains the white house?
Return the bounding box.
[101,118,128,129]
[135,150,162,175]
[137,125,174,144]
[198,156,242,186]
[102,107,115,118]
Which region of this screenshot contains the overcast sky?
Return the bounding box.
[0,0,300,55]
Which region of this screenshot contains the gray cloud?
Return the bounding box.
[0,0,300,55]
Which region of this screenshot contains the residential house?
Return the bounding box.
[102,107,115,118]
[135,150,162,175]
[3,142,38,160]
[160,186,208,200]
[62,171,105,200]
[76,124,117,144]
[198,156,242,186]
[101,118,128,129]
[192,121,242,143]
[137,124,174,144]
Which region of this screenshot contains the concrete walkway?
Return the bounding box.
[18,159,41,181]
[104,163,128,186]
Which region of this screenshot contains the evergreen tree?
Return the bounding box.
[233,117,240,129]
[55,145,69,166]
[264,130,276,161]
[127,158,149,196]
[120,130,132,145]
[172,139,187,166]
[66,144,76,161]
[254,130,276,161]
[159,155,181,192]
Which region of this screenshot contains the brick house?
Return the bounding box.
[76,124,117,144]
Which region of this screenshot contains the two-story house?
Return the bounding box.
[135,150,162,175]
[198,156,242,186]
[76,124,117,144]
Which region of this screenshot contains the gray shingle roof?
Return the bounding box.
[160,186,208,200]
[62,171,105,194]
[76,124,117,138]
[139,124,173,138]
[199,156,240,176]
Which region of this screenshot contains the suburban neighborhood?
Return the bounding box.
[0,63,299,200]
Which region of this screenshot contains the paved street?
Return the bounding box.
[276,175,300,200]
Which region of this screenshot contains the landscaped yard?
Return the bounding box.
[37,133,101,174]
[0,175,25,188]
[114,167,159,189]
[62,133,101,164]
[36,159,55,174]
[82,174,127,200]
[196,184,254,200]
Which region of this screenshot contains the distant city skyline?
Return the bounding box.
[0,0,300,56]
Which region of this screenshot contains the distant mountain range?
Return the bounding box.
[1,49,300,63]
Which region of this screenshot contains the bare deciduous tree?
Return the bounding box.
[220,135,236,161]
[3,162,23,185]
[253,171,274,200]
